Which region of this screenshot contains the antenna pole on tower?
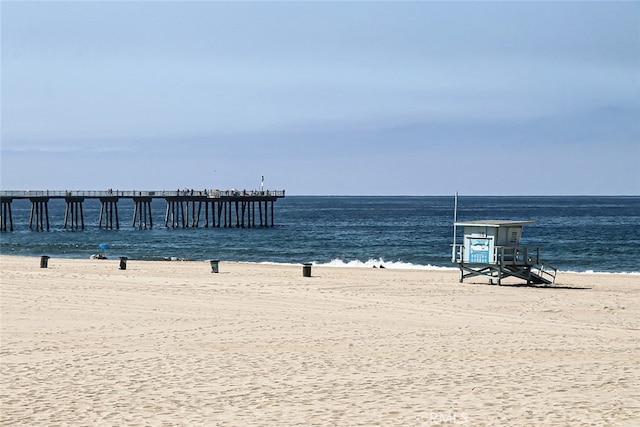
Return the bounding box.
[452,192,459,262]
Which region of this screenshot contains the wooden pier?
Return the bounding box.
[0,189,285,231]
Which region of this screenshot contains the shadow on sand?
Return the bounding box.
[467,282,591,290]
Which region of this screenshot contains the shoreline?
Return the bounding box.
[2,255,638,425]
[1,253,638,276]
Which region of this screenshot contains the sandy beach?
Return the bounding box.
[1,255,638,426]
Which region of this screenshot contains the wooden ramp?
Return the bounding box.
[504,261,558,285]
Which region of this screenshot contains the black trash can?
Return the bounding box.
[302,263,312,277]
[119,257,128,270]
[40,255,50,268]
[209,259,220,273]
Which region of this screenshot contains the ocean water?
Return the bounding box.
[1,196,638,274]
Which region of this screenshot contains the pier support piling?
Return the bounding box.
[1,198,13,232]
[99,197,120,229]
[204,201,217,227]
[187,200,201,227]
[64,197,85,230]
[29,198,50,231]
[217,201,223,227]
[133,197,153,229]
[165,198,188,228]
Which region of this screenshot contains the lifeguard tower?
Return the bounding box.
[451,220,557,285]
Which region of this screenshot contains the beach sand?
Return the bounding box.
[1,256,638,426]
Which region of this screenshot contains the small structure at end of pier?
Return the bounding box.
[451,220,557,286]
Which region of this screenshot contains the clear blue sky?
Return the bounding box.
[2,1,639,195]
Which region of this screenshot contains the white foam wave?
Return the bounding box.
[559,270,640,276]
[304,258,454,270]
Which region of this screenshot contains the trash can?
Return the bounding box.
[119,257,128,270]
[302,262,312,277]
[40,255,50,268]
[209,259,220,273]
